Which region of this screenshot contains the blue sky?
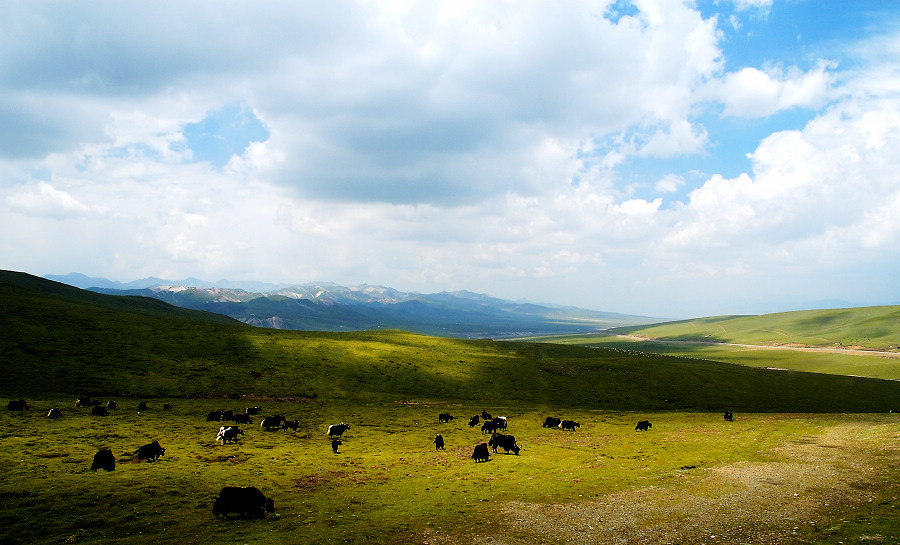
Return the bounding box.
[2,0,900,318]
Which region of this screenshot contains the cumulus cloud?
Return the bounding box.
[6,182,92,219]
[702,61,836,117]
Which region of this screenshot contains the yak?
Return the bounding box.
[135,440,165,462]
[261,416,285,431]
[217,426,244,444]
[91,448,116,471]
[212,487,275,519]
[327,422,350,437]
[232,413,252,424]
[7,399,29,411]
[472,443,490,462]
[543,416,562,428]
[635,420,652,431]
[488,434,520,455]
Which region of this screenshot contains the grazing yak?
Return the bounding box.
[327,422,350,437]
[481,420,500,434]
[438,413,455,423]
[635,420,652,431]
[91,448,116,471]
[488,434,520,455]
[213,486,275,519]
[331,439,342,454]
[7,399,29,411]
[91,405,109,416]
[261,416,285,431]
[433,434,445,450]
[561,420,580,431]
[543,417,562,428]
[232,413,252,424]
[245,406,262,415]
[206,410,224,422]
[468,415,480,427]
[481,417,508,434]
[76,397,99,408]
[47,408,62,419]
[723,411,733,422]
[282,420,299,431]
[217,426,244,444]
[163,403,172,410]
[472,443,490,462]
[137,401,148,412]
[481,411,493,420]
[106,400,117,410]
[135,440,165,462]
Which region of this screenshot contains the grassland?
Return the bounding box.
[1,271,899,544]
[1,400,898,545]
[613,306,900,349]
[520,306,900,381]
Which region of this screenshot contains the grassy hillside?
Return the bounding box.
[612,306,900,349]
[2,270,900,412]
[516,306,900,380]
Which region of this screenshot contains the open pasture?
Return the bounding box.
[1,398,897,545]
[534,334,900,380]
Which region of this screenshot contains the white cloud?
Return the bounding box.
[732,0,773,12]
[702,61,836,117]
[6,182,91,219]
[655,174,685,193]
[637,119,709,157]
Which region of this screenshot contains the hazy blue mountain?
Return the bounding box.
[44,272,290,293]
[52,274,656,338]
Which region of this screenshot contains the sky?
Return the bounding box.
[2,0,900,318]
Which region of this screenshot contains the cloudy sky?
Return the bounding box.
[2,0,900,318]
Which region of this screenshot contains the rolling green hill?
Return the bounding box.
[2,270,899,412]
[612,306,900,349]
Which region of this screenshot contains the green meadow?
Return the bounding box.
[522,306,900,380]
[1,271,899,544]
[613,306,900,349]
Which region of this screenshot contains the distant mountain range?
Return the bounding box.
[44,273,657,338]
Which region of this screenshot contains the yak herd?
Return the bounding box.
[7,396,742,520]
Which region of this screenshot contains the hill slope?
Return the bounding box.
[611,306,900,350]
[3,270,900,412]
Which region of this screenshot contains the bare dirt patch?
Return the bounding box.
[431,422,895,545]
